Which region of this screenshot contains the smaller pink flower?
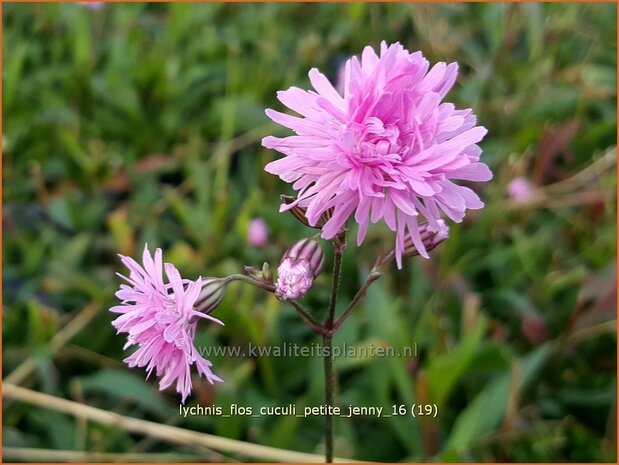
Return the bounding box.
[248,218,269,247]
[111,245,224,403]
[276,239,325,300]
[507,177,533,202]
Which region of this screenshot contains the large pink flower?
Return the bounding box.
[110,246,223,403]
[263,42,492,267]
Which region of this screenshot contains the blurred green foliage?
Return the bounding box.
[3,2,617,462]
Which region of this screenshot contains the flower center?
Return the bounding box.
[343,117,413,172]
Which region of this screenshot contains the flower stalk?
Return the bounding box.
[322,231,346,462]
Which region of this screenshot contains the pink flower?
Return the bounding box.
[507,177,533,202]
[262,41,492,268]
[247,218,269,247]
[110,246,224,403]
[276,239,325,300]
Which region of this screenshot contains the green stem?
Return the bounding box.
[325,235,345,330]
[289,300,328,336]
[226,274,275,292]
[323,234,345,463]
[323,333,334,463]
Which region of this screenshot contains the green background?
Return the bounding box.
[3,2,617,462]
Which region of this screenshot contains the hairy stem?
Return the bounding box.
[325,235,345,330]
[289,300,328,336]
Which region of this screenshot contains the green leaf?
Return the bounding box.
[442,343,551,455]
[77,368,171,417]
[426,316,487,406]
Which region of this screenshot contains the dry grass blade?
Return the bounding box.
[566,320,617,346]
[2,447,203,463]
[505,188,615,210]
[2,383,362,463]
[544,146,617,194]
[506,146,617,211]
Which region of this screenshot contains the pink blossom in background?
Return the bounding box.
[507,177,533,202]
[78,2,105,10]
[110,246,223,403]
[263,41,492,268]
[247,218,269,247]
[335,60,347,95]
[522,315,548,344]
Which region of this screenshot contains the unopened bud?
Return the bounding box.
[378,220,450,267]
[403,220,449,257]
[261,262,273,282]
[195,277,228,314]
[280,195,333,229]
[275,238,325,300]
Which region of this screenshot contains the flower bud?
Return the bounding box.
[403,220,449,258]
[275,238,325,300]
[195,277,228,314]
[261,262,273,282]
[243,263,273,283]
[280,195,333,229]
[378,220,449,267]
